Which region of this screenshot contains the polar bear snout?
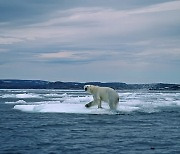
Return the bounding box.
[84,85,88,91]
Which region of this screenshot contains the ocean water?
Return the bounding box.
[0,89,180,154]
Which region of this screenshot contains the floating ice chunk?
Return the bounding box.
[16,93,41,98]
[14,103,124,114]
[63,96,92,104]
[14,104,36,112]
[119,106,140,112]
[2,93,41,98]
[44,93,60,97]
[2,94,16,98]
[61,93,68,97]
[5,100,27,104]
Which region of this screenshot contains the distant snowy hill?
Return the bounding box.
[0,79,179,90]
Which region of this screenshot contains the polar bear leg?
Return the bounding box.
[85,101,97,108]
[97,99,102,108]
[85,99,102,108]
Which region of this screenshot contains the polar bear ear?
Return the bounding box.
[89,85,93,93]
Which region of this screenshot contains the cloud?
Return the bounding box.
[37,50,120,64]
[0,36,24,45]
[0,0,179,82]
[1,0,179,66]
[0,48,8,53]
[1,1,180,45]
[39,51,76,59]
[128,1,180,14]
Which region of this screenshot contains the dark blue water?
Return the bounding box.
[0,90,180,154]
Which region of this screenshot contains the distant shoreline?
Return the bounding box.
[0,79,180,90]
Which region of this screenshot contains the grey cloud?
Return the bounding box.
[35,50,119,65]
[0,0,59,21]
[0,0,179,82]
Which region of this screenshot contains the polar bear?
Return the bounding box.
[84,85,119,110]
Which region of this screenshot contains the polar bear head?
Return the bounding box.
[84,85,97,94]
[84,85,92,93]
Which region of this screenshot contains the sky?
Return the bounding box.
[0,0,180,83]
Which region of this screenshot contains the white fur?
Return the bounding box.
[84,85,119,110]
